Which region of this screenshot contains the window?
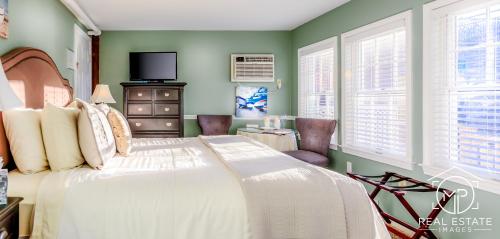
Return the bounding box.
[423,0,500,190]
[341,11,413,169]
[298,37,338,146]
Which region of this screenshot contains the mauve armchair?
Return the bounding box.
[197,115,232,135]
[283,118,337,167]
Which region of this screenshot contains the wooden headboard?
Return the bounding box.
[0,48,73,168]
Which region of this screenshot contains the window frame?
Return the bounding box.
[423,0,500,195]
[341,10,414,170]
[298,36,339,149]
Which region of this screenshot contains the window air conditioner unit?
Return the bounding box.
[231,54,274,82]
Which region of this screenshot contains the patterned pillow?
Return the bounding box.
[107,108,132,156]
[75,99,116,169]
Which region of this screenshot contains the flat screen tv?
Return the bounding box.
[130,52,177,81]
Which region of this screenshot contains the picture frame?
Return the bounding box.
[235,86,268,118]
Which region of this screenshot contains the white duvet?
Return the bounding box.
[31,136,389,239]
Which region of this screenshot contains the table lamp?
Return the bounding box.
[91,84,116,104]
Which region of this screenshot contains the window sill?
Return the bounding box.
[422,164,500,196]
[329,144,338,150]
[342,147,414,170]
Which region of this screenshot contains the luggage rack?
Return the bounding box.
[347,172,455,239]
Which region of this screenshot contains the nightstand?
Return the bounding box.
[0,197,22,239]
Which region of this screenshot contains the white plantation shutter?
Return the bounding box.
[298,37,338,145]
[423,0,500,180]
[341,11,412,169]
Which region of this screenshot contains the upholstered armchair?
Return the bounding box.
[197,115,232,135]
[283,118,337,167]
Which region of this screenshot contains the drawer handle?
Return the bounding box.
[138,92,143,97]
[135,122,142,127]
[138,107,143,112]
[164,93,170,97]
[166,122,172,127]
[0,227,8,239]
[164,107,170,112]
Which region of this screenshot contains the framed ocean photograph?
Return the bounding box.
[235,86,268,118]
[0,0,8,39]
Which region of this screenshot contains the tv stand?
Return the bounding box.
[121,81,187,138]
[144,80,174,83]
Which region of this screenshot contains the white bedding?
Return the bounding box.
[31,136,389,239]
[7,169,50,237]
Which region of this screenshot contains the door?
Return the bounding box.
[74,25,92,101]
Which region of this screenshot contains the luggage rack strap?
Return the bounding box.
[347,171,455,239]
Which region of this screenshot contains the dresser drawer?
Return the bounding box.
[128,104,152,116]
[154,104,179,116]
[155,89,179,101]
[128,88,153,101]
[128,118,180,131]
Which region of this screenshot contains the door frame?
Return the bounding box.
[73,24,92,100]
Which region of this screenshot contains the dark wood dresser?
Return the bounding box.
[121,82,187,138]
[0,197,22,239]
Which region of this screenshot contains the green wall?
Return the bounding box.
[4,0,498,237]
[100,31,292,136]
[0,0,83,85]
[291,0,498,238]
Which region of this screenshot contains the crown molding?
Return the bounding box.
[60,0,101,35]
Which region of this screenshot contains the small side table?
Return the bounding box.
[237,128,298,151]
[0,197,22,239]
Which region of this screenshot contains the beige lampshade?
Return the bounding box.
[91,84,116,104]
[0,60,22,110]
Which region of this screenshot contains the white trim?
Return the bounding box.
[423,164,500,195]
[61,0,101,35]
[423,0,498,14]
[73,24,92,101]
[340,10,413,170]
[341,10,413,40]
[298,37,338,56]
[297,36,339,146]
[422,0,500,194]
[184,115,197,120]
[343,147,415,170]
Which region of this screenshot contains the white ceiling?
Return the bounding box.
[75,0,350,31]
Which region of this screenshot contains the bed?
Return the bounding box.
[1,48,390,239]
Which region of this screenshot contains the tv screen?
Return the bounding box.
[130,52,177,81]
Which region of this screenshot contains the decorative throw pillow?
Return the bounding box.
[75,99,116,169]
[107,107,132,156]
[2,109,49,174]
[41,103,84,171]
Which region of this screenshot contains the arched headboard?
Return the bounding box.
[0,48,73,168]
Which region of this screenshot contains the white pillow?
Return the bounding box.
[107,107,132,156]
[41,103,84,171]
[75,99,116,169]
[2,109,49,174]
